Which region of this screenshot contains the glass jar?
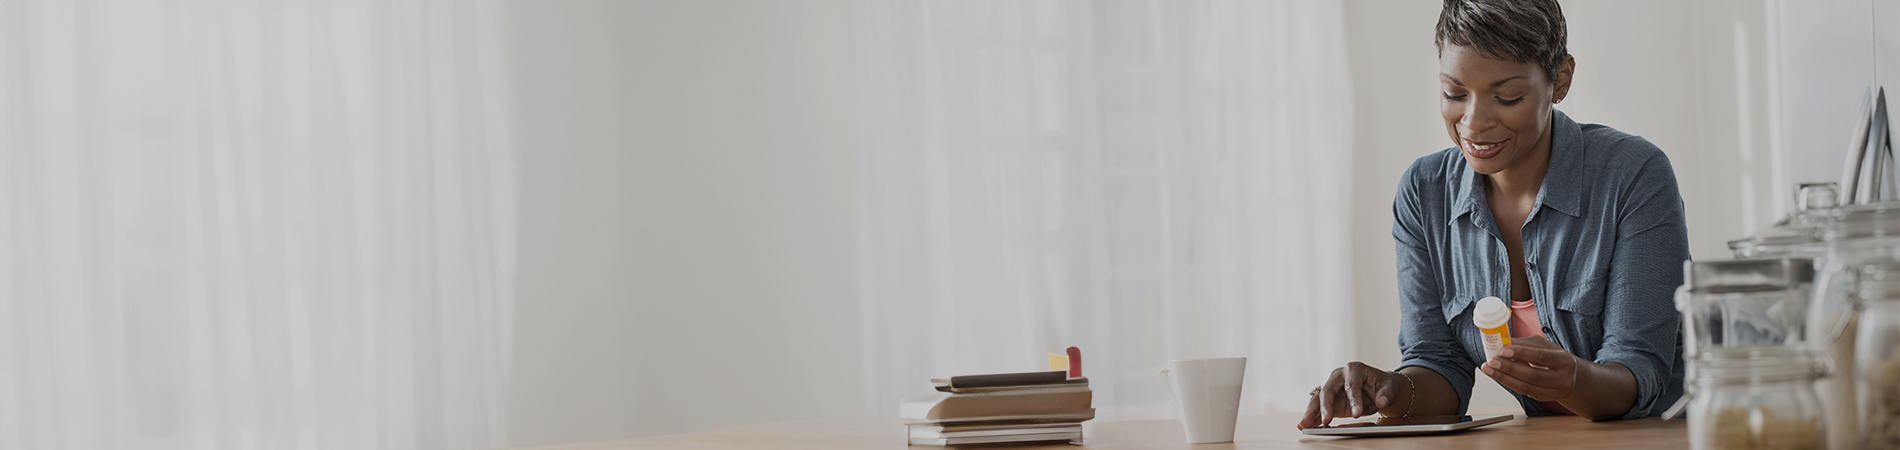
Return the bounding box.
[1678,258,1814,356]
[1859,291,1900,448]
[1807,201,1900,448]
[1686,347,1828,450]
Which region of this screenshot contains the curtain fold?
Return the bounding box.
[0,1,514,449]
[855,0,1355,420]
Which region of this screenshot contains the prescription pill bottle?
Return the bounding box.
[1475,296,1511,362]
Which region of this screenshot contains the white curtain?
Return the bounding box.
[856,1,1355,420]
[0,2,514,450]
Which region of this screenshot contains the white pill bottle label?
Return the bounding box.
[1481,332,1506,362]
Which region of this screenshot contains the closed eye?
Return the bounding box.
[1443,93,1467,101]
[1499,97,1524,106]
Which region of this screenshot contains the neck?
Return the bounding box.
[1485,116,1554,201]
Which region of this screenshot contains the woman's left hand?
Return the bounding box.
[1479,335,1579,402]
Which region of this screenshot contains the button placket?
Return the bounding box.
[1497,242,1510,297]
[1528,242,1566,349]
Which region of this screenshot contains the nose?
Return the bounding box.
[1460,98,1497,136]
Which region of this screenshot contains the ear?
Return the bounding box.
[1552,54,1576,103]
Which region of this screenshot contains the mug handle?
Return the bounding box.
[1159,367,1185,420]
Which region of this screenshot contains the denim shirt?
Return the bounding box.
[1392,110,1688,419]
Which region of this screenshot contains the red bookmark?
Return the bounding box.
[1066,347,1082,378]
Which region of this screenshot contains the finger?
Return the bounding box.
[1488,356,1565,386]
[1297,390,1322,430]
[1342,363,1368,417]
[1483,358,1567,400]
[1510,335,1560,349]
[1372,373,1399,412]
[1499,345,1574,371]
[1319,369,1344,425]
[1486,363,1566,400]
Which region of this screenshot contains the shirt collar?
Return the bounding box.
[1448,109,1585,226]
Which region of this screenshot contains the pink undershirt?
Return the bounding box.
[1509,298,1576,416]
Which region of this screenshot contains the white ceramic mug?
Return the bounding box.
[1159,357,1246,444]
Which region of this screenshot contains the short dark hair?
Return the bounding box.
[1435,0,1568,82]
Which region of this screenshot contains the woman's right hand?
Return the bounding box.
[1295,361,1404,430]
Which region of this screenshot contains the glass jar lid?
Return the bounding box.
[1728,230,1827,258]
[1821,200,1900,242]
[1683,258,1814,294]
[1729,183,1839,257]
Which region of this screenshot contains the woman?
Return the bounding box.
[1296,0,1687,428]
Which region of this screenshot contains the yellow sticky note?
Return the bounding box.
[1048,353,1069,371]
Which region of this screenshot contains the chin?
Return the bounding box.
[1460,154,1508,175]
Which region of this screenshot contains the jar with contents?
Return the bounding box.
[1808,201,1900,448]
[1686,347,1828,450]
[1673,258,1827,450]
[1859,282,1900,448]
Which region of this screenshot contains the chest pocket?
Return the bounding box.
[1551,276,1607,355]
[1440,295,1476,325]
[1554,276,1605,316]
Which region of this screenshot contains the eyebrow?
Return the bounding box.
[1440,74,1527,87]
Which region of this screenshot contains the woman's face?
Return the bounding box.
[1438,43,1572,176]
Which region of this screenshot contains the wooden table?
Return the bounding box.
[496,407,1688,450]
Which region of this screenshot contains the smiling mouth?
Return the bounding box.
[1463,139,1507,159]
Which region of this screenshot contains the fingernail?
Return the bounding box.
[1379,395,1390,406]
[1501,348,1514,358]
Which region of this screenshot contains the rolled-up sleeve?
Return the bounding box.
[1391,164,1478,415]
[1594,150,1689,419]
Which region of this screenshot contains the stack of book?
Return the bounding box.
[900,367,1093,446]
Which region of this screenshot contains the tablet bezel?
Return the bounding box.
[1299,414,1514,437]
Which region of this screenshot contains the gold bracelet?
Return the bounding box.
[1392,371,1416,418]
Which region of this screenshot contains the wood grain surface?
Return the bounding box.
[494,406,1688,450]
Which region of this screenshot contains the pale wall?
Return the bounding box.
[504,0,861,446]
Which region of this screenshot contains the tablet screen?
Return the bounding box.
[1325,415,1472,427]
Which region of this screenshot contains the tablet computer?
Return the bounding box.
[1300,414,1513,437]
